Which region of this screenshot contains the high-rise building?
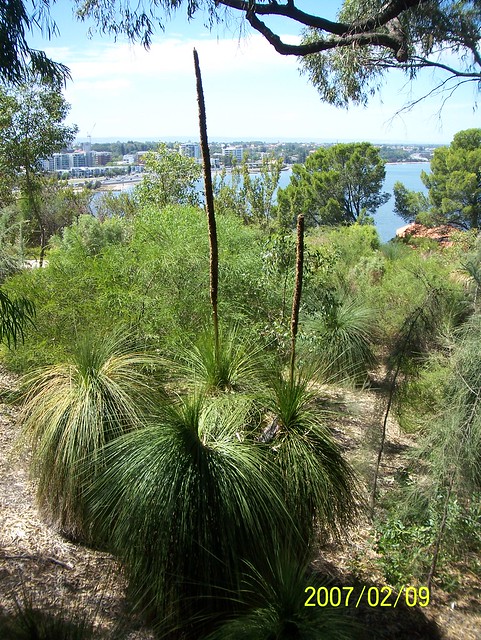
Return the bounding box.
[180,143,201,159]
[222,146,244,162]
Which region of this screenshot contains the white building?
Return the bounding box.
[222,146,244,162]
[180,143,201,160]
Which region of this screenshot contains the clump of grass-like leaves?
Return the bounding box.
[86,393,296,636]
[0,288,35,348]
[0,606,99,640]
[0,589,104,640]
[303,296,376,385]
[19,332,158,541]
[264,370,360,545]
[206,549,358,640]
[168,324,270,392]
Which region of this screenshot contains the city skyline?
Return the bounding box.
[28,2,481,145]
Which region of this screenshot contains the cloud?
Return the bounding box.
[46,33,300,84]
[46,32,479,142]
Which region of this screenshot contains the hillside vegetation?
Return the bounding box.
[1,127,481,639]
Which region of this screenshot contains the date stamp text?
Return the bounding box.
[304,585,430,608]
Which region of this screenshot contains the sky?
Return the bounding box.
[28,0,481,144]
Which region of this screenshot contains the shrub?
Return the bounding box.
[301,295,376,384]
[19,332,158,541]
[2,206,279,371]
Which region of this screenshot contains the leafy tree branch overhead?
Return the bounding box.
[0,0,70,85]
[74,0,481,106]
[2,0,481,107]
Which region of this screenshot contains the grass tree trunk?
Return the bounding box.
[194,49,219,361]
[290,214,304,385]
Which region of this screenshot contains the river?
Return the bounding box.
[94,162,429,243]
[375,163,429,242]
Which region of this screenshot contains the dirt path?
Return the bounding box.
[323,385,481,640]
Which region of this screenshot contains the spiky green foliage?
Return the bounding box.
[303,296,376,384]
[86,394,296,635]
[0,288,35,347]
[265,372,359,544]
[168,324,270,392]
[0,606,100,640]
[19,333,158,540]
[206,551,357,640]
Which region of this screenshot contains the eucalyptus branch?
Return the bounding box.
[389,76,477,120]
[246,11,408,60]
[221,0,429,36]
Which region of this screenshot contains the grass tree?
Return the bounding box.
[265,214,359,545]
[264,371,359,547]
[82,56,359,636]
[168,324,270,393]
[194,48,219,361]
[186,51,273,393]
[302,294,376,385]
[86,393,297,636]
[19,332,158,541]
[290,214,304,384]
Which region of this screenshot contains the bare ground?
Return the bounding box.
[0,367,480,639]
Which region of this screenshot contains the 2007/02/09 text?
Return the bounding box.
[304,585,430,608]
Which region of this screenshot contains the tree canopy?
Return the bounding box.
[0,83,78,259]
[73,0,481,107]
[277,142,389,228]
[300,0,481,107]
[1,1,480,107]
[394,128,481,229]
[0,84,77,177]
[134,143,202,209]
